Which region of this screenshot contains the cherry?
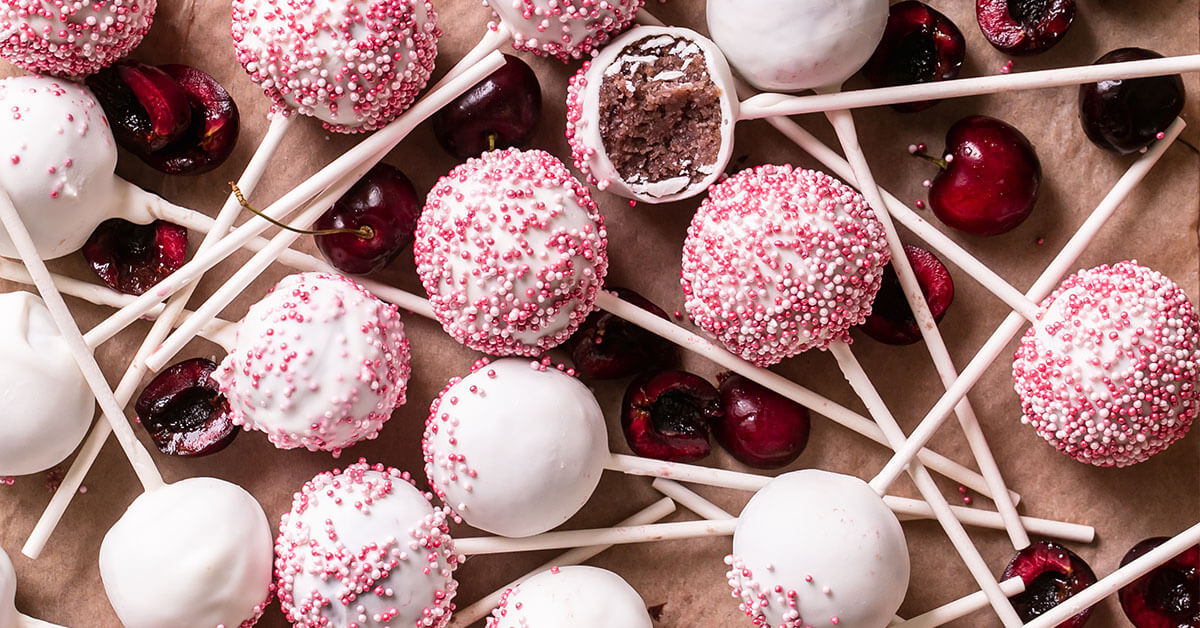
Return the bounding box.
[144,64,240,175]
[1079,48,1186,155]
[432,54,542,160]
[861,245,954,345]
[571,287,677,380]
[1002,541,1098,628]
[314,163,421,275]
[622,370,721,463]
[861,1,966,113]
[977,0,1075,56]
[135,358,238,457]
[82,219,189,296]
[86,60,192,154]
[922,115,1041,236]
[1118,537,1199,628]
[713,373,810,469]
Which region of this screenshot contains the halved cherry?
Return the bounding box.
[82,219,188,296]
[135,358,238,457]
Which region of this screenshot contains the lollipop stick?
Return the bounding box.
[16,614,65,628]
[738,54,1200,118]
[0,186,163,492]
[453,519,739,556]
[872,118,1186,490]
[448,497,677,627]
[891,577,1025,628]
[829,342,1022,627]
[651,478,733,520]
[428,24,510,91]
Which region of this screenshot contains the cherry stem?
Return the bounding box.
[487,132,497,152]
[912,151,949,169]
[229,183,374,240]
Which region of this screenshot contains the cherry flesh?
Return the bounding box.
[432,54,542,160]
[861,245,954,345]
[713,373,810,469]
[977,0,1075,56]
[1118,537,1199,628]
[315,163,420,275]
[135,358,238,457]
[145,64,240,175]
[622,370,721,463]
[1079,48,1186,155]
[86,60,192,154]
[82,219,188,296]
[571,287,676,380]
[862,1,966,112]
[1003,541,1098,628]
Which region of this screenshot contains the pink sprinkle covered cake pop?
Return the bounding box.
[0,0,156,78]
[275,460,459,628]
[231,0,440,133]
[212,272,411,456]
[1012,261,1200,467]
[487,0,643,62]
[681,164,890,367]
[414,148,608,357]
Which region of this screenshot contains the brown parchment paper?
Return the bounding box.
[0,1,1197,626]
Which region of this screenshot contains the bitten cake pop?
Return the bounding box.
[274,460,459,628]
[99,478,274,628]
[487,566,653,627]
[727,470,910,628]
[423,358,608,537]
[212,272,411,456]
[487,0,642,62]
[680,164,890,367]
[231,0,440,133]
[0,291,91,477]
[414,147,607,357]
[566,26,738,203]
[0,0,156,78]
[1012,261,1200,467]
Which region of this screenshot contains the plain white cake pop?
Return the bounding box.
[212,272,412,456]
[0,76,118,260]
[706,0,889,92]
[727,470,910,628]
[99,478,274,628]
[487,566,653,628]
[274,461,459,628]
[0,291,92,477]
[488,0,643,62]
[0,547,16,628]
[422,358,609,537]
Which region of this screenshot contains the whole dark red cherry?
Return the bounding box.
[144,64,240,175]
[713,373,810,469]
[314,163,421,275]
[977,0,1075,56]
[861,1,966,112]
[135,358,238,457]
[924,115,1041,236]
[1079,48,1186,155]
[432,54,542,160]
[861,245,954,345]
[85,60,192,154]
[571,287,677,379]
[1002,541,1098,628]
[82,219,189,296]
[622,370,722,463]
[1118,537,1199,628]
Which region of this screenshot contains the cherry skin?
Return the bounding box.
[432,54,542,160]
[1002,541,1098,628]
[1118,537,1199,628]
[713,373,810,469]
[622,370,721,463]
[314,163,421,275]
[135,358,239,457]
[82,219,189,296]
[145,64,241,175]
[86,60,192,154]
[925,115,1041,236]
[1080,48,1186,155]
[571,287,677,379]
[861,1,966,112]
[861,245,954,345]
[977,0,1075,56]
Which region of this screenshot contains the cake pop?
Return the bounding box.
[212,272,411,456]
[414,147,607,357]
[488,0,642,62]
[0,0,156,78]
[274,460,459,628]
[487,566,653,627]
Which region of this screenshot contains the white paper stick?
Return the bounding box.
[871,118,1186,491]
[891,577,1026,628]
[651,478,735,520]
[829,342,1022,627]
[448,497,677,627]
[0,186,163,492]
[453,519,739,556]
[429,25,510,92]
[16,613,65,628]
[738,54,1200,118]
[1021,521,1200,628]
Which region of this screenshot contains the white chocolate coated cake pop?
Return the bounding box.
[0,76,118,260]
[681,164,890,367]
[488,0,643,62]
[0,291,91,477]
[423,358,608,537]
[566,26,738,204]
[0,0,156,78]
[0,547,15,628]
[274,460,459,628]
[487,566,653,628]
[1012,261,1200,467]
[212,272,411,456]
[99,478,274,628]
[705,0,889,92]
[414,148,607,357]
[727,470,910,628]
[231,0,440,133]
